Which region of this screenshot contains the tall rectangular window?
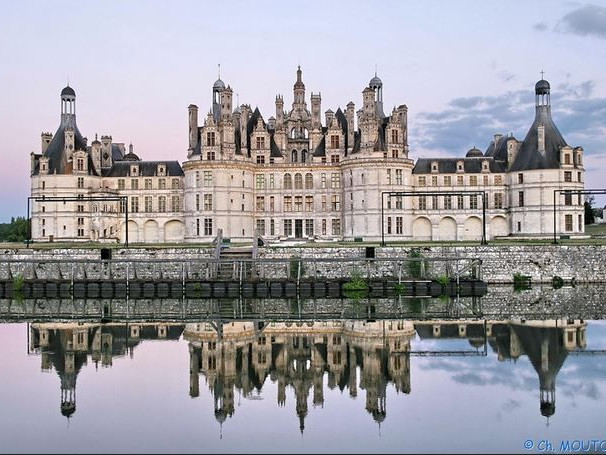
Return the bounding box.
[283,219,292,236]
[269,174,275,189]
[395,196,403,209]
[204,194,212,211]
[331,195,340,211]
[444,195,452,210]
[417,175,425,186]
[204,218,213,235]
[578,214,583,231]
[131,179,138,190]
[204,171,212,187]
[118,179,125,190]
[470,194,478,210]
[206,131,215,146]
[145,178,152,190]
[284,196,292,212]
[494,175,503,185]
[171,195,180,212]
[494,193,503,209]
[396,217,403,234]
[443,176,451,186]
[256,219,265,235]
[158,178,166,189]
[518,191,524,207]
[256,174,265,189]
[294,196,303,211]
[331,173,340,189]
[518,173,524,184]
[431,176,437,187]
[396,169,403,185]
[457,194,464,209]
[196,194,200,211]
[145,196,152,212]
[130,197,139,213]
[457,175,464,186]
[564,171,572,182]
[387,169,392,185]
[321,173,326,189]
[564,191,572,206]
[158,196,166,212]
[331,219,341,235]
[305,219,314,237]
[387,217,392,234]
[269,196,275,212]
[305,196,313,211]
[322,195,327,211]
[330,135,340,149]
[172,178,180,189]
[270,219,275,236]
[565,214,573,232]
[419,195,426,210]
[77,177,84,189]
[256,196,265,211]
[256,136,266,149]
[469,175,478,186]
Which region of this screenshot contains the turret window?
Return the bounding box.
[518,173,524,184]
[330,135,340,149]
[256,136,266,149]
[331,154,340,164]
[564,171,572,182]
[206,150,215,160]
[391,130,399,143]
[206,132,215,146]
[564,154,571,165]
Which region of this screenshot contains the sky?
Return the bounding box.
[1,0,606,222]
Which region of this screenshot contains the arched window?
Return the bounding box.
[290,128,297,139]
[301,150,308,163]
[291,150,298,163]
[294,173,303,189]
[305,173,313,189]
[284,173,292,189]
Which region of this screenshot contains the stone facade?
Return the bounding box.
[30,70,584,243]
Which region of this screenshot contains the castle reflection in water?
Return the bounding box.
[28,318,587,430]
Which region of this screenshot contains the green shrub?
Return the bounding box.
[513,273,531,291]
[13,273,25,292]
[289,256,305,279]
[407,249,424,278]
[552,276,564,289]
[343,268,369,300]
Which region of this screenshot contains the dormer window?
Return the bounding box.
[482,161,489,171]
[256,136,266,149]
[131,165,139,176]
[564,154,571,165]
[158,164,166,176]
[457,161,464,172]
[431,162,438,173]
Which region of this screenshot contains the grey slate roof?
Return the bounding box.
[313,136,326,157]
[484,134,516,162]
[270,134,282,157]
[412,157,506,174]
[102,160,184,177]
[509,106,567,172]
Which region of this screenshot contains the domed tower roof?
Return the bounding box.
[61,85,76,97]
[213,78,225,90]
[294,65,305,89]
[466,146,484,158]
[535,79,550,95]
[369,75,383,87]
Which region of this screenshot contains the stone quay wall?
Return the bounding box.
[0,244,605,283]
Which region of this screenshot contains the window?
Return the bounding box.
[77,228,84,237]
[331,173,341,189]
[396,217,403,234]
[305,219,314,237]
[564,171,572,182]
[305,196,313,211]
[284,196,292,211]
[130,197,139,213]
[204,218,213,235]
[469,175,478,186]
[432,195,438,210]
[295,196,303,211]
[158,178,166,189]
[494,175,502,185]
[330,135,339,149]
[391,130,399,143]
[494,193,503,209]
[77,158,84,171]
[145,196,152,212]
[256,154,265,164]
[470,195,478,210]
[77,217,84,226]
[77,204,84,213]
[578,214,583,231]
[171,195,180,212]
[206,150,215,160]
[270,219,275,236]
[387,217,392,234]
[77,177,84,189]
[256,136,266,149]
[578,172,582,183]
[321,173,327,189]
[256,219,265,236]
[269,174,275,189]
[331,195,340,211]
[322,195,327,211]
[564,191,572,206]
[443,176,451,186]
[331,154,340,164]
[457,194,464,209]
[457,175,464,185]
[518,191,524,207]
[564,154,571,165]
[565,214,573,232]
[417,175,425,186]
[204,171,212,187]
[269,196,275,212]
[204,194,212,211]
[332,219,341,235]
[392,149,399,159]
[171,178,180,189]
[395,196,403,209]
[395,169,403,185]
[419,195,426,210]
[284,219,292,236]
[118,179,125,190]
[322,219,327,235]
[206,131,215,146]
[131,179,138,190]
[291,150,298,162]
[256,174,265,189]
[145,178,152,190]
[431,176,438,187]
[483,175,489,186]
[158,196,166,212]
[294,173,303,189]
[305,173,313,189]
[518,173,524,184]
[444,195,452,210]
[284,173,292,189]
[196,218,200,236]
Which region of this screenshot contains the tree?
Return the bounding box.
[0,217,30,242]
[585,195,596,225]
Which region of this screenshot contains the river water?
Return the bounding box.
[0,287,605,453]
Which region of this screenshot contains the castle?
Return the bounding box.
[29,68,585,243]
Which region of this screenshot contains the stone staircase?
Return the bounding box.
[217,247,253,280]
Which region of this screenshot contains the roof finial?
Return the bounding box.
[375,64,377,77]
[540,69,545,80]
[236,92,240,106]
[218,63,221,79]
[67,74,69,87]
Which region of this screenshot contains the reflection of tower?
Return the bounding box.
[60,350,77,418]
[509,319,587,420]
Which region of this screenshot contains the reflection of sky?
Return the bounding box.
[1,321,605,454]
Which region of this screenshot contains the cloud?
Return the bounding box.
[533,22,548,32]
[410,79,606,160]
[557,4,606,39]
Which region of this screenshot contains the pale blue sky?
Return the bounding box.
[1,0,606,221]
